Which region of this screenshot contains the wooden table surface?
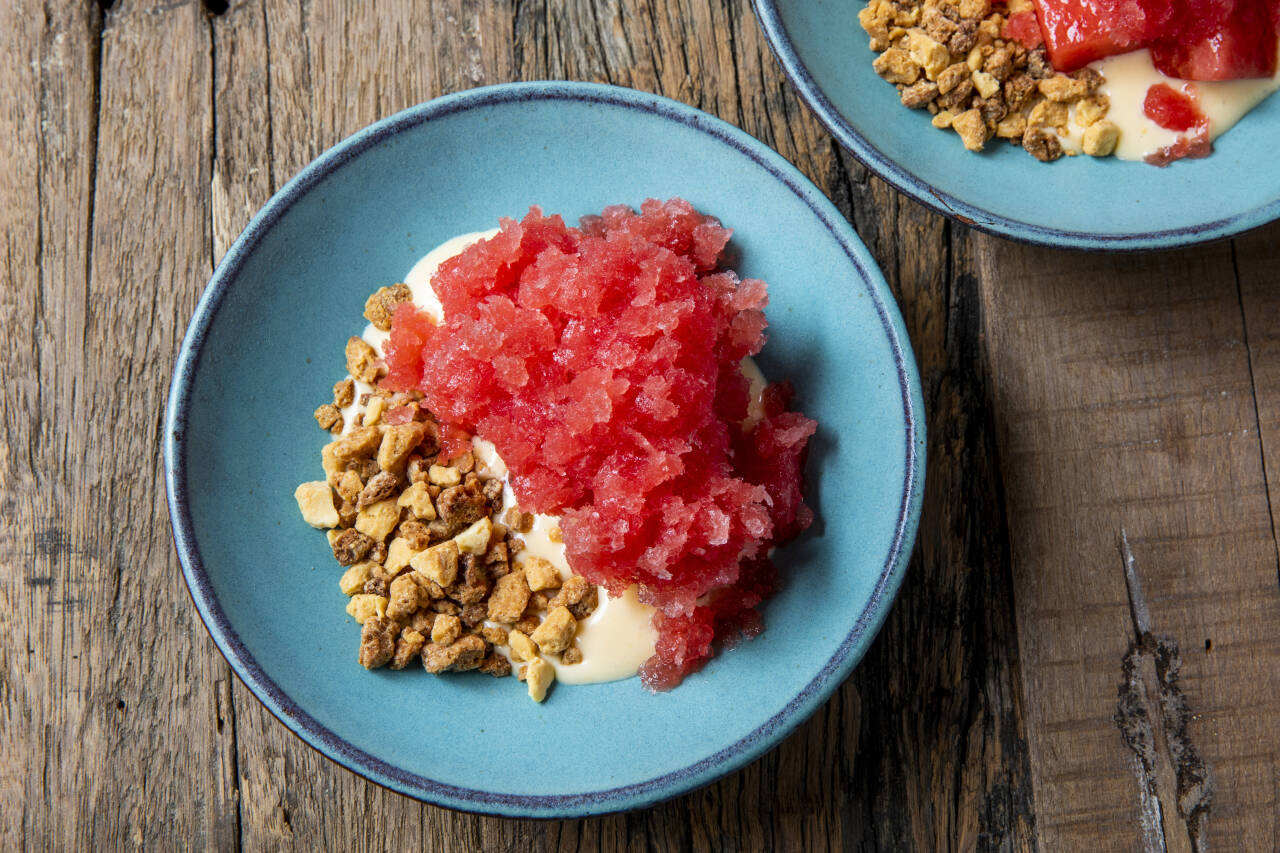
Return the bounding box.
[3,0,1279,849]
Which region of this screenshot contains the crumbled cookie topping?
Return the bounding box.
[363,283,412,332]
[860,0,1119,160]
[297,289,611,702]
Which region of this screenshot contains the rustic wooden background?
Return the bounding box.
[3,0,1278,849]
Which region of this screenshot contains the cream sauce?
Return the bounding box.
[471,437,659,685]
[1058,47,1280,161]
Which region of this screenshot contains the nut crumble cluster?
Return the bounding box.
[861,0,1121,160]
[295,284,598,703]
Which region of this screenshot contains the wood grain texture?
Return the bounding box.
[1235,219,1280,580]
[5,0,1279,848]
[1,0,239,848]
[976,236,1280,851]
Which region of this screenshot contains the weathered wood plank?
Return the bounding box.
[977,236,1280,851]
[0,0,89,838]
[0,0,239,848]
[1234,219,1280,580]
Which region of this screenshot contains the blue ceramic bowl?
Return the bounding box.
[752,0,1280,249]
[164,82,924,817]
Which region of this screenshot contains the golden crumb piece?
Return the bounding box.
[481,625,509,646]
[1075,95,1109,127]
[431,613,462,645]
[523,556,561,592]
[508,629,538,662]
[1038,74,1089,103]
[932,109,956,129]
[858,0,895,44]
[422,635,487,674]
[410,539,460,587]
[894,5,920,26]
[397,481,437,520]
[428,464,462,487]
[336,470,363,505]
[907,30,950,80]
[437,482,489,528]
[561,644,583,665]
[900,80,939,108]
[362,395,387,427]
[549,576,599,620]
[525,657,555,702]
[358,616,397,669]
[530,606,576,655]
[355,498,399,543]
[314,404,342,432]
[873,48,921,85]
[331,528,374,565]
[408,609,436,636]
[363,283,412,332]
[1082,120,1120,157]
[503,507,533,533]
[377,422,426,474]
[356,470,399,509]
[416,573,447,602]
[346,593,388,624]
[983,46,1015,81]
[547,525,563,544]
[399,520,432,551]
[995,113,1027,139]
[294,481,339,529]
[384,537,418,573]
[1027,99,1068,130]
[971,69,1000,99]
[959,0,990,17]
[488,571,530,623]
[323,426,381,473]
[345,337,381,384]
[454,517,493,555]
[936,62,969,95]
[950,108,988,151]
[333,378,355,408]
[338,562,374,596]
[1022,127,1064,162]
[386,573,424,620]
[1003,74,1039,111]
[390,627,426,670]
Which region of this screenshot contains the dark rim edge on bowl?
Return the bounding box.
[163,81,926,818]
[749,0,1280,251]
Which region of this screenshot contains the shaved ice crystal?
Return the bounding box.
[384,198,817,690]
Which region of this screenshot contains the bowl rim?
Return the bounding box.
[749,0,1280,251]
[163,80,925,817]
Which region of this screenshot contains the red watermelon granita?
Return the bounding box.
[383,199,817,690]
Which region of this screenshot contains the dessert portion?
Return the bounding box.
[862,0,1280,163]
[861,0,1123,160]
[1033,0,1280,163]
[297,199,816,700]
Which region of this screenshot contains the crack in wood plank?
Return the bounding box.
[1115,529,1213,853]
[1229,240,1280,589]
